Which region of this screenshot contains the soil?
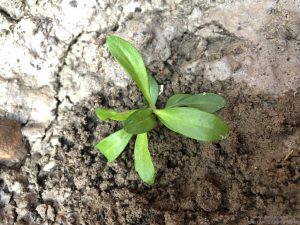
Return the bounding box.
[2,77,299,225]
[0,2,300,224]
[62,82,300,225]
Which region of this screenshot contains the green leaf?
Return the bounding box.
[149,75,159,105]
[107,35,154,108]
[166,93,226,113]
[134,133,155,184]
[96,108,136,121]
[124,109,157,134]
[165,94,192,108]
[96,129,133,162]
[154,107,229,142]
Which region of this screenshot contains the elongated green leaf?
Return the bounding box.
[124,109,157,134]
[96,108,136,121]
[154,107,229,142]
[165,94,192,108]
[149,75,159,105]
[134,133,155,184]
[96,129,133,162]
[166,93,225,113]
[107,35,154,108]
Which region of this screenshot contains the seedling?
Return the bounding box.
[95,35,229,184]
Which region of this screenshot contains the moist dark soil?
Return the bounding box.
[1,76,299,225]
[37,76,299,225]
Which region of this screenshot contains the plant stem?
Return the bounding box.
[149,102,156,110]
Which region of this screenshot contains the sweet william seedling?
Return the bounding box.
[95,35,229,184]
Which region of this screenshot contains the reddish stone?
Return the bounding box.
[0,119,26,167]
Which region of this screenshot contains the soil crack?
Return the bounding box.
[198,21,242,40]
[0,7,22,23]
[42,32,83,141]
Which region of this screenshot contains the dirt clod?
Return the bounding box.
[195,181,222,212]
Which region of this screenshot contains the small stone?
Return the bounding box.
[47,205,56,221]
[0,119,26,167]
[0,191,11,205]
[36,204,47,219]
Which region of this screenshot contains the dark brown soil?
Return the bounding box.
[40,76,299,225]
[1,75,299,225]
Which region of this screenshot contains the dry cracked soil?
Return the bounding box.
[0,0,299,225]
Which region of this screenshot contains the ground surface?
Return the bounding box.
[0,0,299,224]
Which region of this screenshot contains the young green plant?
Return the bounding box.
[95,35,229,184]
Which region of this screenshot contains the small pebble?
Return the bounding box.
[0,119,26,167]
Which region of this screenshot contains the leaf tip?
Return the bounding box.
[95,143,114,163]
[106,35,116,42]
[95,108,109,121]
[141,172,156,185]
